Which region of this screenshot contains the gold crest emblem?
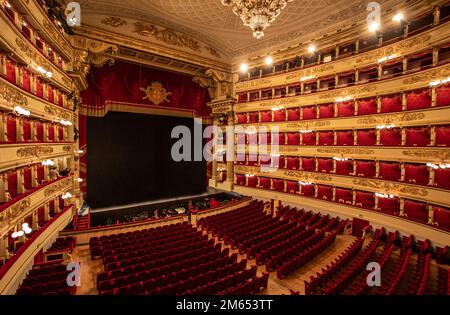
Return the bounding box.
[140,82,172,105]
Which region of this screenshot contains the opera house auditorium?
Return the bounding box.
[0,0,449,301]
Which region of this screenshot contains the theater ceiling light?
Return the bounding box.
[14,106,30,116]
[5,1,11,8]
[335,96,353,103]
[368,21,380,33]
[392,13,404,22]
[245,174,255,178]
[240,63,248,73]
[62,192,73,199]
[426,163,450,170]
[308,45,316,54]
[376,192,395,199]
[60,119,73,126]
[333,156,349,162]
[221,0,293,39]
[265,56,273,65]
[376,124,395,129]
[299,181,312,186]
[299,129,313,134]
[42,159,55,166]
[300,75,316,82]
[378,54,398,63]
[429,77,450,86]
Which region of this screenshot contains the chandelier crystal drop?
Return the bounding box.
[220,0,294,39]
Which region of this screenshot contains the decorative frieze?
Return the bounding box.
[16,146,54,158]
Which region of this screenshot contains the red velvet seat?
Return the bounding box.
[355,191,375,209]
[378,197,400,215]
[286,181,299,194]
[7,171,18,198]
[287,108,300,121]
[434,168,450,190]
[286,157,299,170]
[433,206,450,231]
[435,125,450,147]
[337,101,355,117]
[436,83,450,107]
[317,185,333,201]
[357,98,377,115]
[6,58,16,84]
[271,132,285,145]
[317,158,333,173]
[247,154,258,166]
[260,111,272,122]
[404,163,429,185]
[237,113,247,124]
[6,116,16,142]
[336,131,354,146]
[319,103,334,119]
[247,133,258,145]
[272,156,286,169]
[259,133,271,145]
[247,176,257,187]
[318,131,333,146]
[301,158,315,171]
[287,132,300,145]
[335,188,353,204]
[248,112,259,123]
[404,200,428,223]
[301,184,315,197]
[302,106,317,120]
[301,132,316,145]
[380,128,401,146]
[335,160,353,175]
[355,160,376,178]
[381,94,402,113]
[22,69,31,92]
[405,127,430,147]
[237,133,246,145]
[259,177,271,189]
[236,175,246,186]
[272,179,284,191]
[406,89,431,110]
[379,162,401,181]
[274,109,286,122]
[357,130,376,146]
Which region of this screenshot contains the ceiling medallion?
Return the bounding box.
[220,0,294,39]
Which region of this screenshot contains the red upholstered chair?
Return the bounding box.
[37,165,45,184]
[335,160,353,176]
[337,101,355,117]
[58,94,64,107]
[272,179,284,191]
[23,167,32,191]
[405,127,430,147]
[22,119,31,142]
[247,176,257,187]
[287,133,300,145]
[378,197,400,215]
[406,89,431,110]
[259,133,271,145]
[357,98,377,115]
[48,86,55,104]
[356,160,376,178]
[22,69,31,92]
[271,132,285,145]
[6,116,17,143]
[302,106,317,120]
[435,126,450,147]
[7,171,18,199]
[36,79,44,98]
[286,181,299,194]
[236,174,246,186]
[237,113,247,124]
[317,158,333,173]
[381,94,402,113]
[300,184,315,197]
[318,131,333,146]
[6,58,16,84]
[404,200,428,223]
[380,128,401,146]
[301,158,316,172]
[317,185,333,200]
[319,103,334,119]
[335,188,353,204]
[436,84,450,107]
[259,177,271,189]
[287,108,300,121]
[248,112,259,123]
[274,110,286,122]
[247,133,258,145]
[404,163,429,185]
[58,126,64,141]
[247,154,258,166]
[434,168,450,190]
[355,191,375,209]
[47,124,55,142]
[379,162,401,181]
[357,129,376,146]
[260,111,272,122]
[301,132,316,145]
[286,157,299,170]
[336,131,354,146]
[432,206,450,231]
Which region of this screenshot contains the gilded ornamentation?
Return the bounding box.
[356,112,425,125]
[353,179,428,197]
[319,85,377,99]
[15,38,52,74]
[44,105,72,120]
[403,66,450,85]
[0,81,28,107]
[101,16,127,27]
[286,120,331,129]
[402,149,450,161]
[284,170,332,182]
[17,146,54,158]
[41,20,72,54]
[317,148,375,155]
[63,145,73,152]
[133,22,200,52]
[140,82,172,105]
[44,178,72,197]
[0,198,31,229]
[206,47,220,58]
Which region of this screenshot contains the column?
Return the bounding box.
[0,235,9,259]
[430,126,436,146]
[44,203,51,221]
[402,93,407,111]
[225,111,235,190]
[428,204,434,224]
[377,64,382,80]
[434,6,440,26]
[32,210,39,230]
[375,195,379,211]
[17,169,24,194]
[432,47,439,67]
[402,57,408,75]
[31,164,38,188]
[400,199,405,216]
[431,87,437,107]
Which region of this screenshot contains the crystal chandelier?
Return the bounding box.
[220,0,294,39]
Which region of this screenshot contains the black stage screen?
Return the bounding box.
[87,112,206,208]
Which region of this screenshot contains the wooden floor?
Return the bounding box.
[72,225,358,295]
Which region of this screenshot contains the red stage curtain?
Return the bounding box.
[247,176,257,187]
[379,162,401,181]
[357,98,377,115]
[271,132,285,145]
[404,163,429,185]
[259,177,271,189]
[433,206,450,231]
[22,119,31,141]
[7,171,18,198]
[337,101,355,117]
[287,132,300,145]
[405,127,430,147]
[49,200,55,217]
[273,179,284,191]
[436,84,450,107]
[248,112,259,123]
[381,94,402,113]
[23,167,32,190]
[37,207,45,226]
[406,89,431,110]
[357,129,376,146]
[58,126,64,141]
[22,69,31,91]
[236,174,245,186]
[286,157,299,170]
[404,200,428,223]
[47,124,55,142]
[6,58,16,84]
[335,160,353,175]
[318,158,333,173]
[274,110,286,122]
[434,168,450,190]
[260,111,272,122]
[378,197,400,215]
[319,103,334,118]
[436,125,450,147]
[336,188,352,204]
[336,130,354,146]
[301,184,315,197]
[36,122,44,142]
[355,191,375,209]
[317,185,333,200]
[287,108,300,121]
[302,132,316,145]
[356,160,376,178]
[47,86,54,104]
[36,79,43,98]
[380,128,401,146]
[286,181,299,194]
[37,164,44,184]
[318,131,333,146]
[302,106,317,120]
[301,157,316,171]
[237,113,247,124]
[247,154,258,166]
[6,116,16,142]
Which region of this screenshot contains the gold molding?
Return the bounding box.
[0,198,31,230]
[101,16,127,28]
[44,177,72,197]
[0,80,28,107]
[16,146,54,158]
[352,179,428,197]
